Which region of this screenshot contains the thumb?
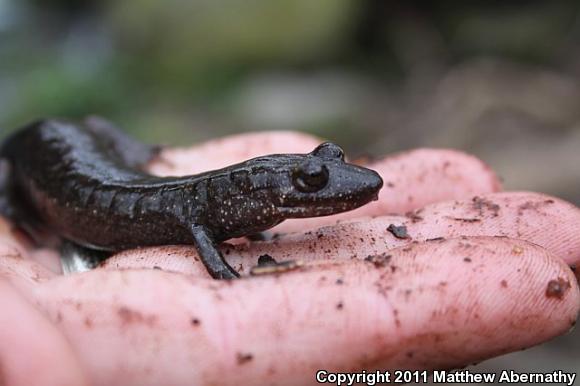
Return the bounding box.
[0,280,90,386]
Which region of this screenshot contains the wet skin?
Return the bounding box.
[0,119,383,279]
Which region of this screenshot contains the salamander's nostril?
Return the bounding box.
[367,171,384,192]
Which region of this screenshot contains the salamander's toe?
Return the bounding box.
[211,266,241,280]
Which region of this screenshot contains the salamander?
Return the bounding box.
[0,118,383,279]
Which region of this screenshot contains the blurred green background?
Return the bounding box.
[0,0,578,379]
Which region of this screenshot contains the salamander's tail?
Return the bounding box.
[0,158,12,219]
[0,126,28,220]
[83,116,162,169]
[0,119,13,215]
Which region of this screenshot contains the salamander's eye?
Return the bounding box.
[311,142,344,161]
[292,160,329,192]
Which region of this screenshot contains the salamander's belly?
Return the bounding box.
[53,207,193,251]
[27,183,195,250]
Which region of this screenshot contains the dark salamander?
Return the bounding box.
[0,119,383,279]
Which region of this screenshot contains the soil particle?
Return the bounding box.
[463,257,472,263]
[500,280,508,288]
[545,278,571,300]
[387,224,411,239]
[393,309,401,328]
[84,317,93,328]
[427,237,445,242]
[450,217,481,223]
[250,259,303,276]
[472,196,500,217]
[191,318,201,326]
[517,199,555,215]
[117,306,158,326]
[236,352,254,365]
[336,302,344,310]
[364,253,392,268]
[0,248,22,260]
[257,254,277,266]
[405,211,424,223]
[335,278,344,285]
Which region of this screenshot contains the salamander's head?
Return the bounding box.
[205,142,383,239]
[271,142,383,218]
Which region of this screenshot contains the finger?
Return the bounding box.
[235,191,580,268]
[274,148,502,233]
[0,280,89,386]
[148,131,322,176]
[0,217,57,286]
[104,191,580,274]
[33,238,578,385]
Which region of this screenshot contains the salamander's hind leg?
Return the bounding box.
[60,240,111,274]
[83,116,161,169]
[191,225,240,280]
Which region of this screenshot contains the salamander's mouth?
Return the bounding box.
[277,193,379,218]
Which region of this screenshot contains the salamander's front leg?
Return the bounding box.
[191,225,240,280]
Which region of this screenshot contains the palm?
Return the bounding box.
[0,132,578,386]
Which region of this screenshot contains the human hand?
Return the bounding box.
[0,131,578,386]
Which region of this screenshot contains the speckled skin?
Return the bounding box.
[0,119,383,279]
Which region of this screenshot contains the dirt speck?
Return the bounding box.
[364,253,392,268]
[463,257,472,263]
[236,352,254,365]
[394,309,402,328]
[336,302,344,310]
[405,211,423,223]
[517,199,555,215]
[257,254,277,266]
[546,278,571,299]
[84,317,93,328]
[118,306,157,326]
[450,217,481,223]
[472,196,500,217]
[191,318,201,326]
[336,278,344,285]
[387,224,411,239]
[500,280,508,288]
[250,259,303,276]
